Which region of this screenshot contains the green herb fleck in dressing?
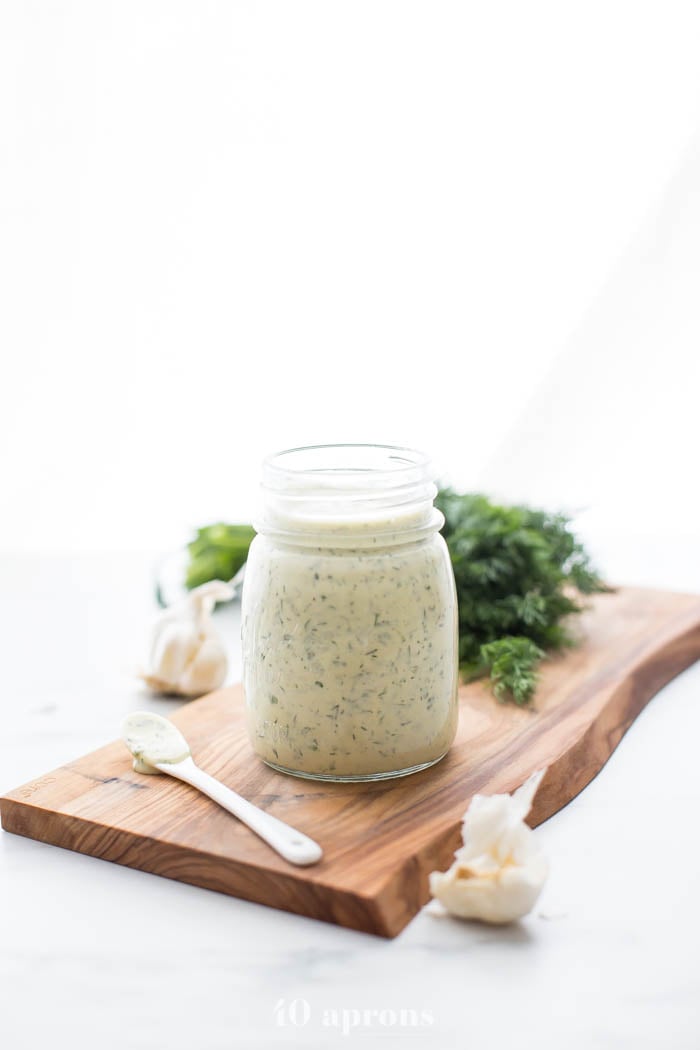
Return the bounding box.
[122,712,191,774]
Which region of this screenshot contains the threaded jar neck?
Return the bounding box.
[255,443,443,549]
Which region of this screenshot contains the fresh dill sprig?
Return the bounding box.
[479,637,545,706]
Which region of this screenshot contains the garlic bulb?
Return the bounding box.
[428,768,548,924]
[140,580,233,698]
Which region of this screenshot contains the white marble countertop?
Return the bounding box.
[1,548,699,1050]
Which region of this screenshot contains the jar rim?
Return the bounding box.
[262,443,435,495]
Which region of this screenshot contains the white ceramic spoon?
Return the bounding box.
[122,712,322,866]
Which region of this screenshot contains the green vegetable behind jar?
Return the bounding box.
[241,444,459,781]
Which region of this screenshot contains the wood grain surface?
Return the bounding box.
[3,586,700,937]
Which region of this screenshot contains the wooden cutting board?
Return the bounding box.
[3,586,700,937]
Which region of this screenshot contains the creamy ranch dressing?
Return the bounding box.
[242,517,459,779]
[122,712,191,774]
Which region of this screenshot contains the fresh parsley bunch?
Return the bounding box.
[185,523,256,590]
[435,490,609,704]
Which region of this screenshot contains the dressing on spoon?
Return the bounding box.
[121,711,323,866]
[123,711,191,773]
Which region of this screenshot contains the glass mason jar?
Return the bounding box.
[241,444,459,781]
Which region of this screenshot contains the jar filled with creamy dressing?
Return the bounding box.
[241,444,459,781]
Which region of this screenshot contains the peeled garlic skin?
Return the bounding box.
[428,769,548,925]
[428,850,548,924]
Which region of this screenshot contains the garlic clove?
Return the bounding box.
[178,637,228,697]
[148,621,199,691]
[139,579,234,698]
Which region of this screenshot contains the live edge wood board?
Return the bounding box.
[3,586,700,938]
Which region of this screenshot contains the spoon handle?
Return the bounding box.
[157,757,323,866]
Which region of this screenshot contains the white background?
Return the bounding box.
[2,1,700,553]
[2,5,700,1050]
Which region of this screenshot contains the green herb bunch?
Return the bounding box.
[185,523,256,590]
[435,489,609,704]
